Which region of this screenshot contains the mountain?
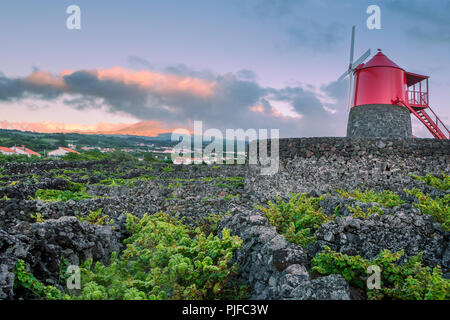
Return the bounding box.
[95,121,176,138]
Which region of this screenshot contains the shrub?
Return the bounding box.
[98,178,126,186]
[162,165,174,173]
[53,175,85,192]
[30,212,45,223]
[0,154,44,164]
[311,246,449,300]
[222,194,239,201]
[34,189,95,202]
[63,150,137,162]
[77,208,113,226]
[216,182,232,189]
[195,213,223,236]
[256,193,329,247]
[143,153,155,162]
[336,189,404,208]
[13,259,69,300]
[346,205,384,219]
[410,173,449,191]
[14,213,246,300]
[405,189,449,231]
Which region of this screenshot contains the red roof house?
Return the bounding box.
[48,147,80,157]
[11,146,41,157]
[0,146,16,155]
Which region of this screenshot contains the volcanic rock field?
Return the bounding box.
[0,138,449,300]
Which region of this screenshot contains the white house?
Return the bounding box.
[48,147,80,157]
[0,146,16,155]
[11,146,41,157]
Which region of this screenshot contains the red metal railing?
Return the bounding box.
[393,97,449,139]
[407,90,428,106]
[424,106,450,139]
[407,78,429,107]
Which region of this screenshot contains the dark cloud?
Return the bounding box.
[239,0,303,18]
[287,21,345,51]
[385,0,450,44]
[162,64,216,80]
[128,55,216,80]
[63,71,149,112]
[127,56,153,70]
[236,69,257,80]
[235,0,344,51]
[321,79,348,109]
[0,72,62,101]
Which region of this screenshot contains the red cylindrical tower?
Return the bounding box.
[353,49,407,107]
[347,49,413,138]
[346,49,448,138]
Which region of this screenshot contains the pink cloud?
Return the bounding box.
[249,104,265,113]
[94,67,216,98]
[23,71,66,89]
[0,120,128,133]
[22,67,216,99]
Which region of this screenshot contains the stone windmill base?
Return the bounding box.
[346,104,412,138]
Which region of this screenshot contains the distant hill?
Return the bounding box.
[0,126,249,154]
[0,129,176,153]
[94,121,175,138]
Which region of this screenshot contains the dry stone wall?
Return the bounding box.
[246,137,449,202]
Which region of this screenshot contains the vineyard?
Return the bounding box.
[0,158,449,300]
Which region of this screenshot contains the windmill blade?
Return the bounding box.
[349,25,355,67]
[352,49,371,70]
[338,69,351,82]
[347,73,354,112]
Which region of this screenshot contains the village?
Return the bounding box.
[0,143,173,160]
[0,145,79,157]
[0,142,223,163]
[0,132,242,163]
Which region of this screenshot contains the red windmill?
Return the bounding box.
[339,26,449,139]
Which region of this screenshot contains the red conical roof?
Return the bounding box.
[361,49,403,70]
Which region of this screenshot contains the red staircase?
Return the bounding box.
[410,106,449,139]
[393,98,449,139]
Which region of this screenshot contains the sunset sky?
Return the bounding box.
[0,0,449,138]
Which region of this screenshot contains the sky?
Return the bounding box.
[0,0,449,138]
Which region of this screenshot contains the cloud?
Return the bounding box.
[0,72,63,101]
[0,120,128,134]
[0,66,348,138]
[287,21,345,51]
[385,0,450,44]
[236,69,257,80]
[127,56,153,70]
[240,0,303,18]
[235,0,345,51]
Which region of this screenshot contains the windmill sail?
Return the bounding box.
[338,26,371,111]
[352,49,371,69]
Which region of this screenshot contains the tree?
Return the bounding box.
[143,153,155,162]
[58,133,67,147]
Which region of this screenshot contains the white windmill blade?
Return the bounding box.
[338,25,356,82]
[338,69,351,82]
[352,49,371,69]
[347,73,354,112]
[349,26,355,67]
